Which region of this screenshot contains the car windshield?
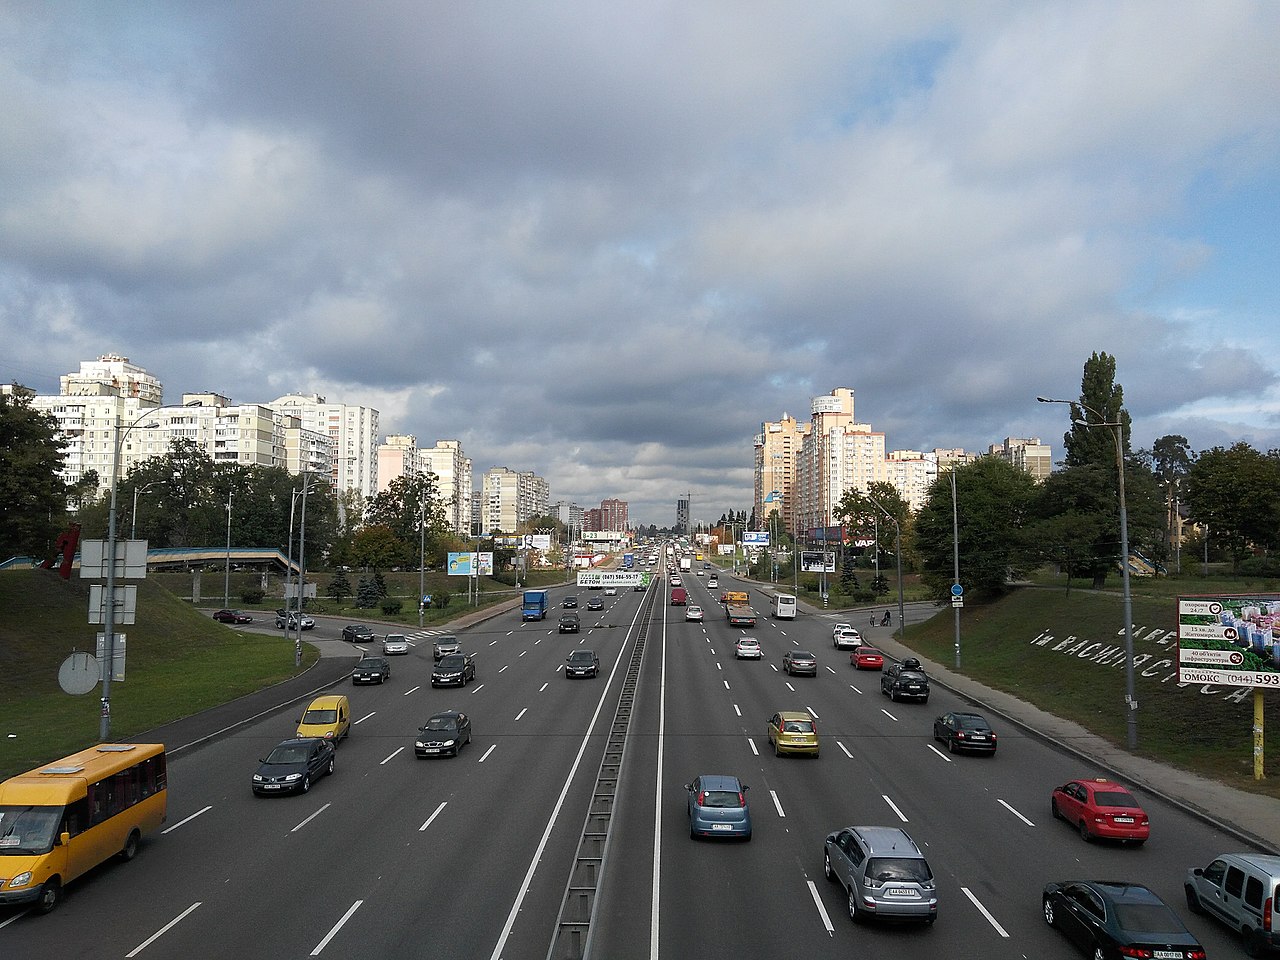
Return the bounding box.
[438,655,466,668]
[568,652,594,662]
[700,790,743,808]
[783,720,814,733]
[385,636,406,644]
[265,744,309,764]
[1113,902,1184,934]
[425,718,458,732]
[302,709,337,724]
[1093,790,1139,808]
[868,857,933,883]
[0,805,64,855]
[739,640,758,647]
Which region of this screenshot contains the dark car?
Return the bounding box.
[351,656,391,685]
[564,649,600,678]
[782,649,818,676]
[415,710,472,757]
[586,596,604,611]
[881,659,930,703]
[431,653,476,687]
[213,609,253,624]
[932,712,997,755]
[251,737,335,796]
[1042,880,1206,960]
[341,624,375,643]
[558,613,581,634]
[563,596,579,608]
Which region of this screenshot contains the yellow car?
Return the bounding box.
[296,694,351,742]
[767,710,819,758]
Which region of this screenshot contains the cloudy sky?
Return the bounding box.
[3,2,1277,526]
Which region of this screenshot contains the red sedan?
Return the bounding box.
[213,609,253,624]
[851,647,884,670]
[1051,778,1150,844]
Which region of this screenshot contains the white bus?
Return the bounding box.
[773,593,797,619]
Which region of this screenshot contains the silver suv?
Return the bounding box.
[1185,852,1280,956]
[432,635,461,661]
[824,825,937,924]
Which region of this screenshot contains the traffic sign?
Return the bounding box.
[950,583,964,597]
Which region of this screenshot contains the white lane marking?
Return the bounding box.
[380,746,404,765]
[534,636,543,645]
[825,666,837,674]
[881,708,899,722]
[770,790,786,818]
[126,901,202,957]
[710,648,716,655]
[499,664,509,673]
[161,805,211,834]
[490,639,499,645]
[791,638,800,646]
[722,680,730,690]
[998,798,1035,826]
[539,682,549,692]
[927,744,953,762]
[515,707,528,721]
[806,706,819,720]
[470,683,485,694]
[310,899,363,955]
[519,650,527,657]
[403,685,420,696]
[291,802,331,833]
[716,662,722,671]
[355,711,376,725]
[806,880,835,937]
[785,681,795,692]
[848,683,863,694]
[882,795,908,823]
[478,744,496,762]
[733,703,741,717]
[419,801,447,831]
[747,737,759,756]
[962,886,1010,937]
[837,741,853,759]
[770,663,779,672]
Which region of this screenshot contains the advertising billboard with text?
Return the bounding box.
[1177,594,1280,688]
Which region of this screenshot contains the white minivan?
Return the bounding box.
[773,593,797,619]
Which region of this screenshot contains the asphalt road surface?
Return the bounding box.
[0,564,1250,959]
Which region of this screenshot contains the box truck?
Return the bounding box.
[521,589,549,621]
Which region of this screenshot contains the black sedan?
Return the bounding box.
[431,653,476,687]
[213,609,253,624]
[1042,880,1206,960]
[415,710,472,758]
[251,738,335,796]
[341,624,375,643]
[932,712,997,755]
[586,596,604,611]
[562,596,579,608]
[564,649,600,678]
[351,656,391,685]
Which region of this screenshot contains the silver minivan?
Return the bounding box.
[824,825,937,924]
[1185,852,1280,956]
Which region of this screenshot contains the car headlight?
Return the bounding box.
[415,741,426,748]
[284,773,302,781]
[440,739,455,747]
[11,871,33,887]
[252,774,264,782]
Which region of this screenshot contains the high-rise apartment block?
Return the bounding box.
[376,435,473,536]
[988,437,1052,481]
[268,394,380,499]
[480,467,549,534]
[753,413,809,536]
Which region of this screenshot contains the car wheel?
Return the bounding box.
[1092,946,1106,960]
[948,737,957,754]
[120,829,140,861]
[1051,799,1062,820]
[1184,885,1203,914]
[326,757,335,776]
[741,831,751,842]
[35,878,61,914]
[824,852,834,881]
[774,740,781,757]
[848,888,861,923]
[1079,820,1091,842]
[890,689,899,702]
[1244,926,1268,957]
[300,775,311,793]
[1043,897,1056,927]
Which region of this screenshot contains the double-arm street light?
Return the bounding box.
[1038,395,1137,751]
[864,493,905,639]
[130,481,159,540]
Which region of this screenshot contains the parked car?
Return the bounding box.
[766,711,819,757]
[415,710,472,758]
[564,649,600,678]
[431,652,476,687]
[833,627,863,650]
[432,635,461,661]
[881,659,930,703]
[341,624,375,643]
[213,609,252,624]
[563,596,579,608]
[685,605,704,622]
[735,638,762,659]
[852,647,884,670]
[1043,880,1205,959]
[351,656,391,685]
[252,738,335,796]
[1051,778,1150,844]
[685,774,751,840]
[782,649,818,676]
[824,825,937,924]
[932,712,997,755]
[382,634,410,656]
[1185,852,1280,956]
[558,613,581,634]
[587,596,604,611]
[275,610,315,630]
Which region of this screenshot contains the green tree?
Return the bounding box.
[1185,443,1280,571]
[350,524,408,571]
[915,458,1037,602]
[327,567,352,603]
[0,388,69,560]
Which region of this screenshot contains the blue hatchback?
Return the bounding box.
[685,774,752,840]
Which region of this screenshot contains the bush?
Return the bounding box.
[240,587,265,604]
[380,598,403,615]
[434,589,451,609]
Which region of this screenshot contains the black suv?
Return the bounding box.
[881,659,930,703]
[563,596,579,608]
[559,613,581,634]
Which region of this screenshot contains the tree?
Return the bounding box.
[914,458,1037,601]
[1185,443,1280,571]
[0,388,69,560]
[1062,352,1131,469]
[350,524,409,571]
[1139,435,1196,565]
[327,567,352,603]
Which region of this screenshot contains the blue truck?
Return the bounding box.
[521,589,549,621]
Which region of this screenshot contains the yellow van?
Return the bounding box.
[296,695,351,742]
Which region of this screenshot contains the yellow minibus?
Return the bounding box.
[0,743,167,913]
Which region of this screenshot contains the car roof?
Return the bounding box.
[695,774,743,790]
[308,694,346,708]
[274,737,321,748]
[429,709,464,721]
[776,710,812,720]
[569,649,596,657]
[848,825,923,856]
[1088,881,1161,905]
[737,637,759,643]
[791,650,816,657]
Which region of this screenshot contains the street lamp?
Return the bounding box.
[224,489,233,609]
[1038,395,1137,751]
[865,493,905,639]
[418,499,426,629]
[130,481,159,540]
[284,473,323,667]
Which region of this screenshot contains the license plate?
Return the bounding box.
[263,784,281,790]
[1113,816,1135,823]
[969,735,986,740]
[711,824,732,832]
[886,887,918,898]
[1153,952,1182,959]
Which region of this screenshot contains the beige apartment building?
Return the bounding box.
[269,393,380,499]
[754,413,810,537]
[377,435,473,536]
[480,466,550,534]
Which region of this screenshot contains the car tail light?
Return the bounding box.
[1264,894,1272,932]
[1186,951,1207,960]
[956,731,966,740]
[1116,947,1153,958]
[737,791,746,807]
[696,791,706,806]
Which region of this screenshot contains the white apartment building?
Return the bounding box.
[885,450,937,510]
[480,467,550,534]
[269,394,379,499]
[753,413,810,537]
[376,435,473,536]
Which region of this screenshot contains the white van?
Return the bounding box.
[773,593,797,620]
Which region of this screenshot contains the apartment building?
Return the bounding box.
[753,413,810,537]
[480,466,549,534]
[988,437,1052,481]
[268,393,379,499]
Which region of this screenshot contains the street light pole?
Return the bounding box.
[224,489,233,608]
[866,493,905,639]
[130,482,157,541]
[419,499,426,629]
[950,468,961,669]
[1038,395,1137,751]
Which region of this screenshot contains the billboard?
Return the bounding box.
[577,570,644,587]
[1177,594,1280,688]
[742,531,770,546]
[447,552,475,576]
[800,550,835,573]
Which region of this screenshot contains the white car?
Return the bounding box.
[833,627,863,650]
[735,638,762,659]
[685,605,704,622]
[707,577,718,588]
[670,576,682,587]
[604,586,618,596]
[831,622,853,639]
[382,634,410,655]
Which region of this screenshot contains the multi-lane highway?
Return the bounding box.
[1,557,1251,958]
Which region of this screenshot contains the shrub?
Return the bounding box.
[380,598,403,615]
[240,587,265,604]
[434,589,451,609]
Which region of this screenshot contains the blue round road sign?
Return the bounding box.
[950,583,964,597]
